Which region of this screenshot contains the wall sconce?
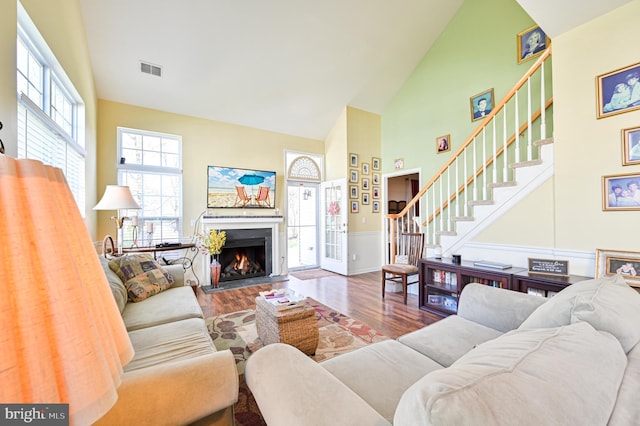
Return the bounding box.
[303,189,312,200]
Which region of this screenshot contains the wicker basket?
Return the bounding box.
[255,296,319,355]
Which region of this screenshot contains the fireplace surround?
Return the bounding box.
[201,215,283,287]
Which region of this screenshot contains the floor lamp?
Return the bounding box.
[0,157,134,424]
[94,185,141,254]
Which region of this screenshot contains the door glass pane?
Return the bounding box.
[324,185,342,261]
[287,183,318,269]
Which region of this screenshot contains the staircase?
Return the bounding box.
[386,47,553,261]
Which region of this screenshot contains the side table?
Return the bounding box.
[254,296,319,355]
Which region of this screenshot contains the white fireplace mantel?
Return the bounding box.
[201,215,284,285]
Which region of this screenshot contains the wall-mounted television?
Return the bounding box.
[207,165,276,208]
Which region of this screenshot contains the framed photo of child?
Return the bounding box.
[622,126,640,166]
[596,62,640,119]
[436,134,450,153]
[602,172,640,211]
[595,248,640,288]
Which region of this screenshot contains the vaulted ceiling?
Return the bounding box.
[80,0,631,141]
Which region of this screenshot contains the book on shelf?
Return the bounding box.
[473,260,512,270]
[259,289,306,310]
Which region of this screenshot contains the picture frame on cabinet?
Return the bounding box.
[602,172,640,210]
[622,126,640,166]
[351,201,359,213]
[349,153,358,168]
[517,25,549,64]
[596,62,640,119]
[595,248,640,288]
[470,88,495,121]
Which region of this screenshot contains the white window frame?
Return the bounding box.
[117,127,183,247]
[16,3,86,214]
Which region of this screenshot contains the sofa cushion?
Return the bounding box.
[125,317,217,372]
[398,315,503,367]
[122,286,204,331]
[394,322,627,426]
[519,275,640,353]
[100,256,127,313]
[109,253,175,302]
[321,339,443,423]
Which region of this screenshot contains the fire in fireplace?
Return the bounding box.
[214,228,272,283]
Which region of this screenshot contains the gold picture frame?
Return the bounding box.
[470,88,495,122]
[595,248,640,288]
[436,134,450,153]
[622,126,640,166]
[596,61,640,119]
[517,25,549,64]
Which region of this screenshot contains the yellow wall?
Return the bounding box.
[324,108,348,181]
[97,100,324,239]
[346,107,381,232]
[0,2,17,157]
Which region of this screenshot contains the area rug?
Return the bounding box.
[206,298,389,425]
[289,268,338,280]
[201,275,289,293]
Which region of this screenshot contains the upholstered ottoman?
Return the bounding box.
[255,296,319,355]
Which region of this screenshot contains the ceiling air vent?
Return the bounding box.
[140,61,162,77]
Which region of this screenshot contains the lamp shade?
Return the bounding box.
[94,185,140,210]
[0,158,134,425]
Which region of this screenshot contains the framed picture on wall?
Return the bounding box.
[350,185,358,199]
[351,201,359,213]
[372,157,381,170]
[372,201,380,213]
[602,172,640,210]
[350,169,358,183]
[470,88,495,121]
[362,162,370,175]
[373,173,380,185]
[349,153,358,167]
[373,186,380,199]
[595,249,640,288]
[622,126,640,166]
[596,62,640,119]
[436,134,451,153]
[362,178,370,190]
[362,193,370,205]
[516,25,549,64]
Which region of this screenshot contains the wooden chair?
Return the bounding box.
[234,186,251,207]
[381,233,424,304]
[255,186,271,207]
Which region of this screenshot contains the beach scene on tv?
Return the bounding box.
[207,166,276,208]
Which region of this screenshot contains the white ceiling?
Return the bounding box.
[79,0,630,141]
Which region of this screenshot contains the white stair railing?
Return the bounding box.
[386,47,553,261]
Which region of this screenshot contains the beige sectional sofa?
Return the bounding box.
[245,275,640,425]
[96,256,238,426]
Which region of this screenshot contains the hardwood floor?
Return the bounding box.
[196,270,443,339]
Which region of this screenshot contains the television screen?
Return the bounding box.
[207,165,276,208]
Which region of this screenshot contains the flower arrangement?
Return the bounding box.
[199,229,226,256]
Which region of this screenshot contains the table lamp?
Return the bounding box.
[0,157,134,424]
[94,185,141,254]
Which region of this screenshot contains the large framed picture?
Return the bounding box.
[470,88,495,121]
[436,134,451,153]
[602,172,640,210]
[622,126,640,166]
[595,248,640,288]
[207,165,276,208]
[517,25,549,64]
[596,62,640,119]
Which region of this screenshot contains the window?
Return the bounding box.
[117,127,183,247]
[16,5,85,213]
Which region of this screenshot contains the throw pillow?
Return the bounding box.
[518,274,640,353]
[394,322,627,426]
[108,253,175,302]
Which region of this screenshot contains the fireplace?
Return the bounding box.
[218,228,271,282]
[202,216,283,287]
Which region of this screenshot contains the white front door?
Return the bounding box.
[320,179,348,275]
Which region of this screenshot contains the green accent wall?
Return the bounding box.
[381,0,537,175]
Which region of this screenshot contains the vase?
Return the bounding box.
[210,257,221,288]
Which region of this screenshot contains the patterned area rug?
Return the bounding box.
[289,268,338,280]
[206,298,389,426]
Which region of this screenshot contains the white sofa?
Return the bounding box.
[97,256,238,426]
[245,275,640,425]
